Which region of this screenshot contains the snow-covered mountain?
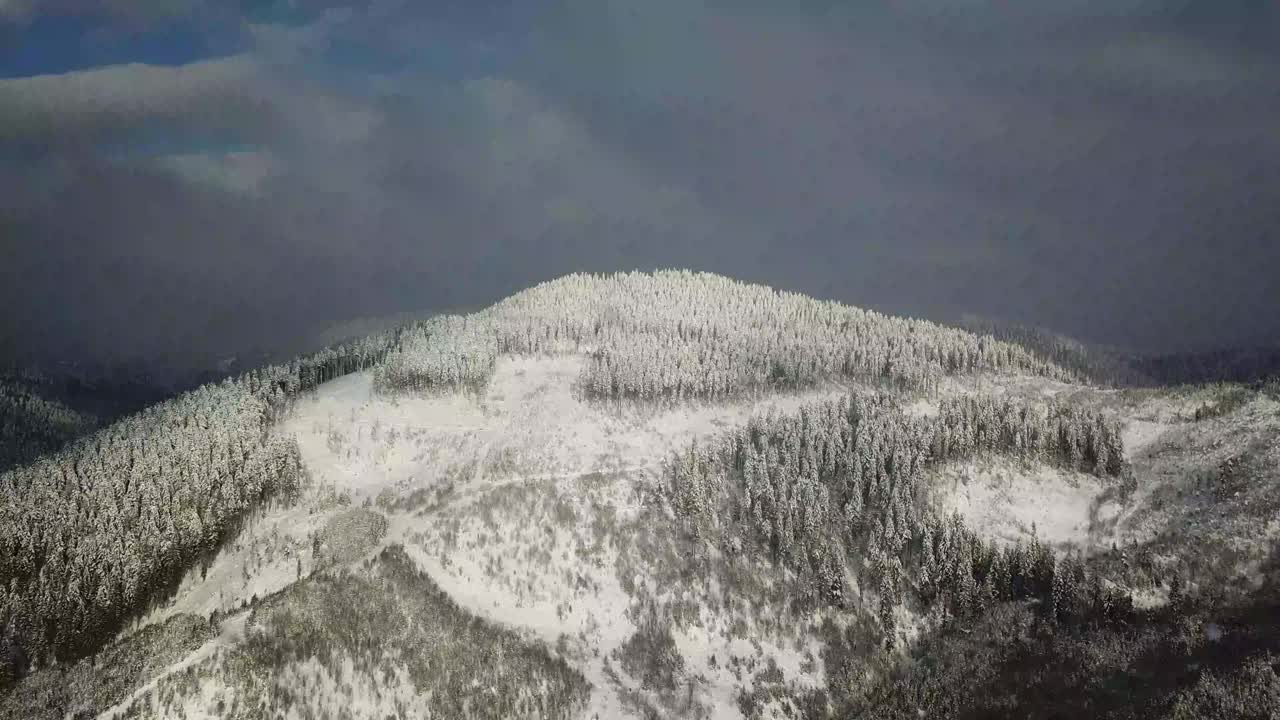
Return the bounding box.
[2,271,1278,719]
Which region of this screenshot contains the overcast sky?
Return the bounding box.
[2,1,1278,375]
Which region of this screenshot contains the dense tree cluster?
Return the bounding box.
[856,589,1280,720]
[932,395,1125,477]
[381,271,1078,399]
[0,331,403,680]
[914,520,1131,627]
[0,379,97,472]
[0,383,303,671]
[617,599,687,695]
[1168,653,1280,720]
[373,315,498,394]
[663,391,1130,631]
[238,330,405,410]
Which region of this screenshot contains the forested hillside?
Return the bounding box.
[663,392,1127,616]
[647,383,1280,717]
[0,332,402,682]
[958,315,1280,390]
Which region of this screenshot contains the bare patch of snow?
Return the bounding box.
[903,398,938,418]
[931,459,1106,551]
[401,492,639,719]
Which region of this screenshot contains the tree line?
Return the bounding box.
[1135,344,1280,387]
[962,315,1280,390]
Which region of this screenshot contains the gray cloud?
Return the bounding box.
[510,2,1280,348]
[0,56,270,145]
[0,68,755,374]
[0,0,32,23]
[1,0,208,22]
[3,1,1278,377]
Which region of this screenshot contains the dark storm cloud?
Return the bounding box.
[0,59,744,374]
[2,0,1278,376]
[515,1,1280,349]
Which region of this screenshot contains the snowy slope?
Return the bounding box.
[101,354,852,719]
[80,355,1280,720]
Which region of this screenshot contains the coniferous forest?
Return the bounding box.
[0,332,401,679]
[662,391,1131,643]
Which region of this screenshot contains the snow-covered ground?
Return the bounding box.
[282,354,848,502]
[117,355,850,719]
[1108,393,1280,597]
[931,459,1106,551]
[1122,419,1165,457]
[928,384,1280,608]
[98,613,248,720]
[286,355,854,718]
[102,356,1280,719]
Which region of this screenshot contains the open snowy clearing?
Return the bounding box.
[923,383,1254,556]
[930,458,1107,551]
[137,356,844,626]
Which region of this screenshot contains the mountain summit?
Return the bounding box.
[2,272,1278,719]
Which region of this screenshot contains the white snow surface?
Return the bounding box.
[931,459,1106,550]
[282,355,845,502]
